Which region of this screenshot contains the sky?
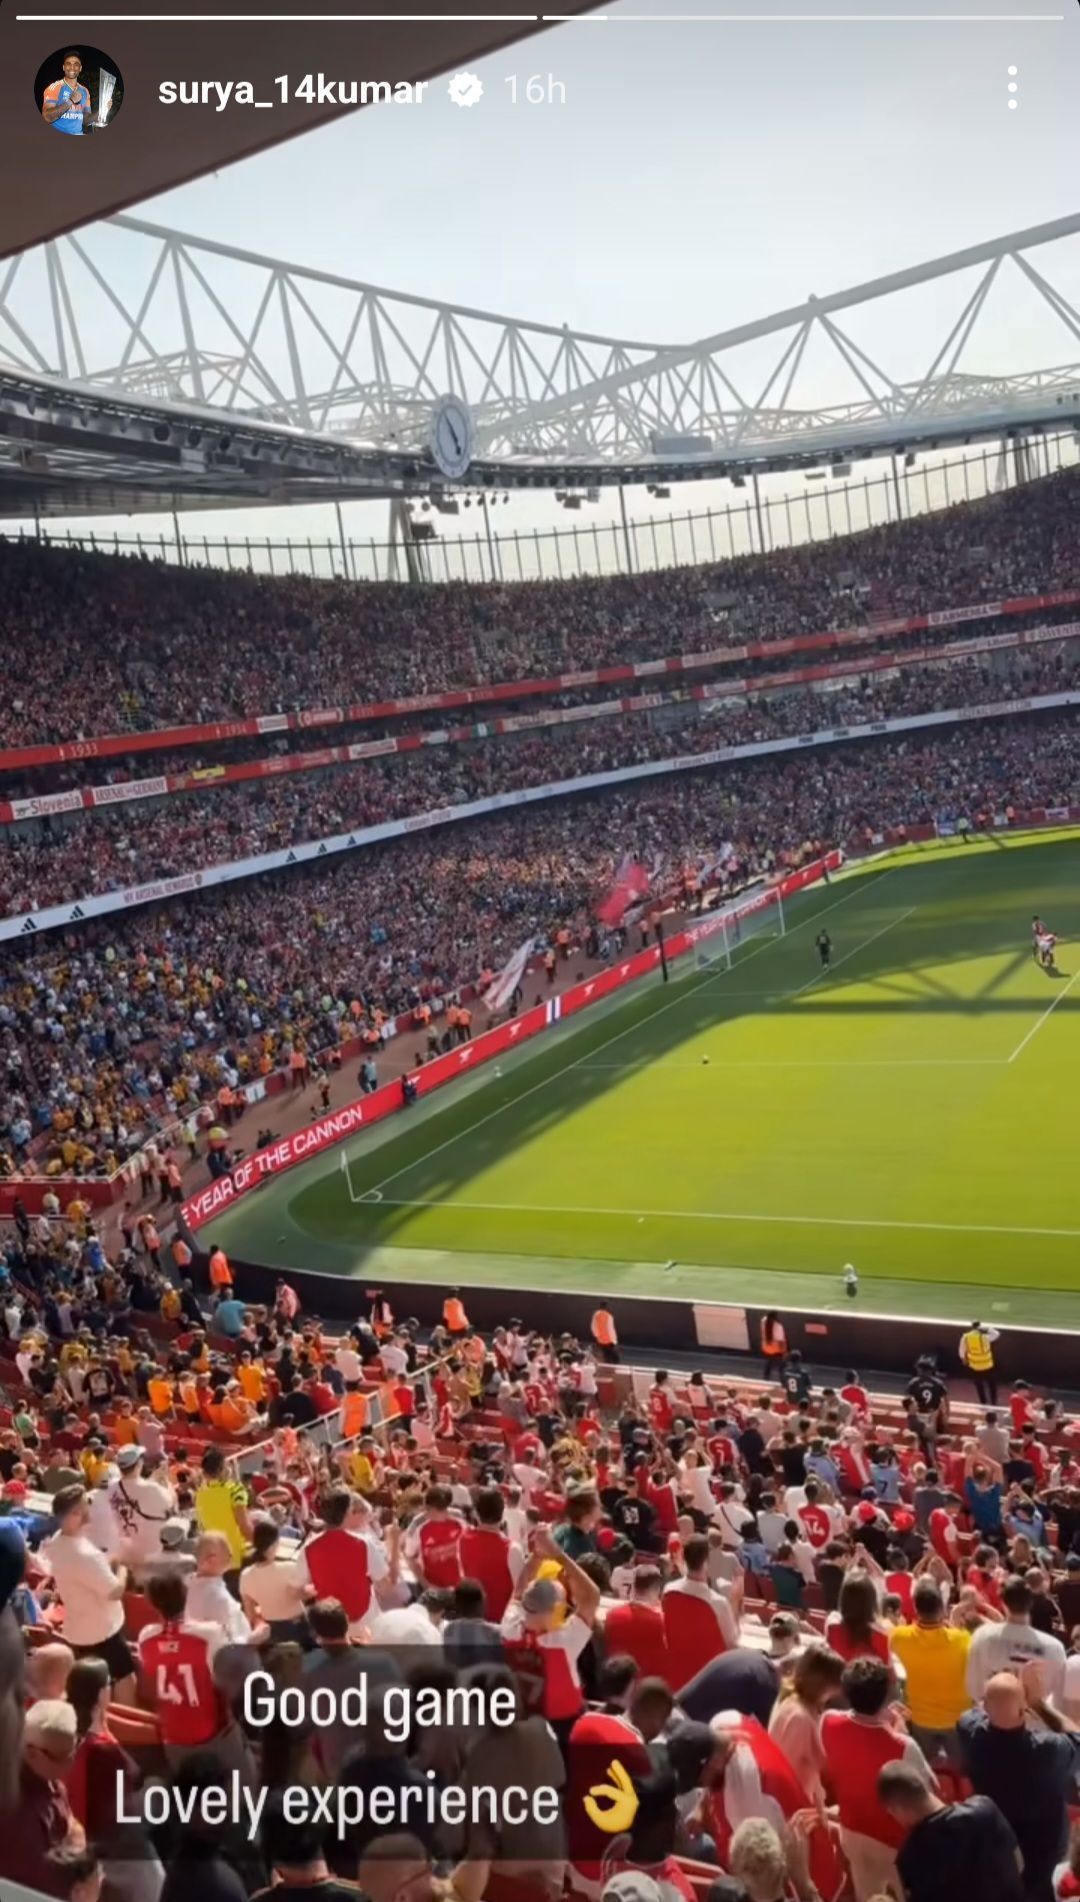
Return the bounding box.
[4,0,1080,562]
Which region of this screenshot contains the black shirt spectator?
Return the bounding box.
[908,1372,947,1414]
[897,1795,1023,1902]
[609,1490,658,1553]
[271,1383,317,1429]
[776,1441,806,1487]
[958,1691,1080,1902]
[678,1649,779,1729]
[737,1424,768,1477]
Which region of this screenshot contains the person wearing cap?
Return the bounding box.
[501,1523,601,1743]
[132,1519,198,1588]
[109,1443,175,1570]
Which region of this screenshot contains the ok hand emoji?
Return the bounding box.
[584,1759,640,1835]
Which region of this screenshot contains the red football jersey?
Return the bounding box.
[417,1516,464,1587]
[138,1619,225,1746]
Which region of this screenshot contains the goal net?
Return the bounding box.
[690,883,786,974]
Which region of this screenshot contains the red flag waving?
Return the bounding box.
[597,855,650,928]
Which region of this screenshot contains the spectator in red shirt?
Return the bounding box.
[602,1566,671,1683]
[647,1372,676,1437]
[826,1569,893,1666]
[458,1487,521,1622]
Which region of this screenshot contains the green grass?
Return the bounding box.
[205,829,1080,1326]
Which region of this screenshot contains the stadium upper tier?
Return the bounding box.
[1,705,1078,1180]
[5,464,1080,759]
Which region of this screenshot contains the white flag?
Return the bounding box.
[482,938,534,1013]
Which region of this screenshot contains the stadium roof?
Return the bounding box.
[0,0,598,259]
[5,210,1080,519]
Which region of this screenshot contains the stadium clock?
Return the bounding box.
[429,394,475,481]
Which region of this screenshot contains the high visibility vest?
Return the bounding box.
[962,1329,994,1372]
[341,1390,370,1438]
[591,1309,616,1347]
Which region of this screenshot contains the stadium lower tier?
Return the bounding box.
[2,707,1079,1185]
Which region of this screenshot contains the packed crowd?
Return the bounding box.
[3,641,1078,921]
[2,704,1078,1178]
[5,465,1080,751]
[1,1233,1080,1902]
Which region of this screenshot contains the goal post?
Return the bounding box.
[691,882,786,974]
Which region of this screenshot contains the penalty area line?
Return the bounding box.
[1007,960,1080,1062]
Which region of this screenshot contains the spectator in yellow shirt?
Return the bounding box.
[890,1578,972,1769]
[79,1441,110,1486]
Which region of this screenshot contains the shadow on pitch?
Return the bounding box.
[284,839,1080,1263]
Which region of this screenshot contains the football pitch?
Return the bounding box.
[204,829,1080,1329]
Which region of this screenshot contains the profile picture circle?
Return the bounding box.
[35,44,124,136]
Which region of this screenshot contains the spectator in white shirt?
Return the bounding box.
[680,1450,719,1520]
[966,1574,1067,1705]
[758,1494,788,1555]
[39,1485,136,1700]
[335,1342,363,1385]
[186,1532,258,1644]
[379,1337,409,1379]
[240,1520,310,1642]
[109,1446,174,1568]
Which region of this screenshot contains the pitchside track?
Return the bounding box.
[204,830,1080,1327]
